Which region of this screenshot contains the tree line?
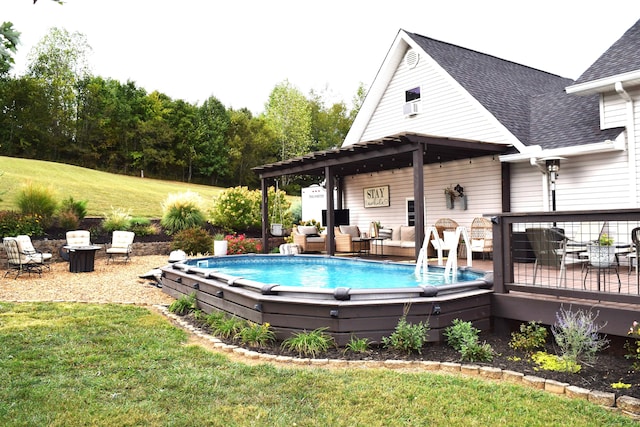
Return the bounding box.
[0,26,365,191]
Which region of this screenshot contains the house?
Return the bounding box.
[255,20,640,258]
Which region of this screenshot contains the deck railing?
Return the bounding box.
[492,209,640,305]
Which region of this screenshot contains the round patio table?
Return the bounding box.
[64,245,101,273]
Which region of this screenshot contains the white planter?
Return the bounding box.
[587,244,615,268]
[214,240,228,256]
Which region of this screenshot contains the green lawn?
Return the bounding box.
[0,302,634,427]
[0,157,225,217]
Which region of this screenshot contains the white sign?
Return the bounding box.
[364,186,390,208]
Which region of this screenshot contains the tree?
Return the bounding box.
[0,22,20,76]
[227,108,277,187]
[26,27,92,160]
[194,96,230,185]
[350,82,367,121]
[308,88,353,152]
[264,80,312,162]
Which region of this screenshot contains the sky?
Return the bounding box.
[4,0,640,114]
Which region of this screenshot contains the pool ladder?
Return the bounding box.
[415,226,472,278]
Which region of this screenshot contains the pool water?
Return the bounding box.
[186,255,484,290]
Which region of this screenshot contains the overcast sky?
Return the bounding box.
[4,0,640,114]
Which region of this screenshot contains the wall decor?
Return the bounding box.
[364,185,390,208]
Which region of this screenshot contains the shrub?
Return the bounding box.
[236,322,276,348]
[444,319,494,362]
[444,319,479,352]
[509,321,548,353]
[60,197,88,221]
[344,336,371,354]
[281,328,335,358]
[210,186,261,231]
[15,182,57,228]
[210,315,246,340]
[0,211,44,237]
[551,306,609,365]
[531,351,581,373]
[382,316,429,354]
[129,217,157,236]
[210,186,294,232]
[170,227,213,256]
[225,234,262,254]
[168,293,196,315]
[57,210,79,230]
[460,340,495,362]
[161,191,206,235]
[101,207,132,232]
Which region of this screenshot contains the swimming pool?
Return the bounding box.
[160,254,493,345]
[184,255,487,292]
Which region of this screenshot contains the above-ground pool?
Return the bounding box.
[161,254,493,345]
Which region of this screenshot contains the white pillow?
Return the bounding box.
[298,225,318,235]
[339,225,360,238]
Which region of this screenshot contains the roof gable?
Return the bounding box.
[575,19,640,84]
[405,31,572,145]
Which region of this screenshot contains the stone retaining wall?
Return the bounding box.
[0,239,171,264]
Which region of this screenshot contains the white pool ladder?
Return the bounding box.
[415,226,472,278]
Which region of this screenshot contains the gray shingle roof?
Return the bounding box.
[405,31,625,149]
[575,19,640,84]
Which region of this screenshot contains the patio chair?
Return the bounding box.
[16,235,52,271]
[66,230,91,246]
[525,227,586,287]
[292,225,326,253]
[431,218,459,262]
[334,225,370,254]
[469,217,493,259]
[106,230,135,263]
[2,237,43,279]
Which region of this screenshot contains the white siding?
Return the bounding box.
[360,47,515,145]
[510,162,544,212]
[602,92,627,129]
[342,156,502,231]
[509,151,632,212]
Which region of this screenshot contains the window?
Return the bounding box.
[407,198,415,226]
[405,87,421,103]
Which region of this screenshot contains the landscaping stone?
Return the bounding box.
[589,390,616,407]
[617,395,640,415]
[565,385,590,400]
[522,375,546,389]
[544,379,569,394]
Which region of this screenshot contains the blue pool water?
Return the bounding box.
[184,255,485,290]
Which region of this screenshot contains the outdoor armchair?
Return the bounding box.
[106,230,135,263]
[2,237,44,279]
[16,235,52,270]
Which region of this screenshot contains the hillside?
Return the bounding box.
[0,157,225,218]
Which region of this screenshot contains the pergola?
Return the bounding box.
[253,132,511,257]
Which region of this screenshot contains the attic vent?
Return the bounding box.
[405,49,419,69]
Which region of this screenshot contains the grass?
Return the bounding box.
[0,157,224,217]
[0,302,635,426]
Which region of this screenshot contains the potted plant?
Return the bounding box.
[444,186,456,209]
[213,233,228,256]
[588,233,615,268]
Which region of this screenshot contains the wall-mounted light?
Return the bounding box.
[543,157,564,212]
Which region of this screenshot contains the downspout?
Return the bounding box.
[615,82,637,206]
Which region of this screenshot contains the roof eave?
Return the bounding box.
[500,133,626,163]
[566,70,640,95]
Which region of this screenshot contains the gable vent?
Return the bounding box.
[405,49,419,69]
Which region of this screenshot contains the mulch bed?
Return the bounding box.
[182,312,640,400]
